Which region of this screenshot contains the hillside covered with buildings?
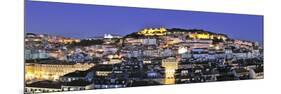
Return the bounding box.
[24,27,263,94]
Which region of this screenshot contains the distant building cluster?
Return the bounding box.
[25,27,263,94]
[25,33,80,60]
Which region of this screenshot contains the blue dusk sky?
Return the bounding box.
[25,1,263,43]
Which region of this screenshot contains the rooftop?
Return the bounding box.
[62,70,92,77]
[26,80,61,89]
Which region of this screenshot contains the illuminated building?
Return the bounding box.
[104,54,122,64]
[186,39,213,49]
[25,62,95,81]
[188,33,227,40]
[63,39,80,44]
[137,27,167,36]
[106,58,122,64]
[124,38,143,45]
[178,46,188,54]
[161,57,179,84]
[165,37,183,45]
[189,33,211,39]
[234,40,254,47]
[104,34,114,38]
[104,34,122,39]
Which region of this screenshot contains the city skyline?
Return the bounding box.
[25,1,263,43]
[25,1,264,93]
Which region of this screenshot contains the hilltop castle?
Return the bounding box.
[136,27,228,40]
[137,27,167,36]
